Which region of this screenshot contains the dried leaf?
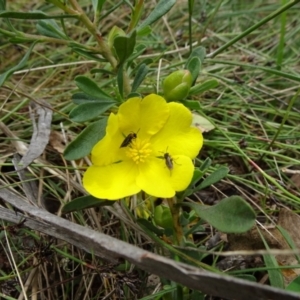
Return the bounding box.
[192,113,215,133]
[49,131,65,154]
[18,101,52,169]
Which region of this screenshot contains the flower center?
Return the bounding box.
[126,138,152,164]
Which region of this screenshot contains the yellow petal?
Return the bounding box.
[168,155,195,191]
[83,161,140,200]
[91,113,128,166]
[118,94,169,139]
[151,102,203,158]
[136,155,194,197]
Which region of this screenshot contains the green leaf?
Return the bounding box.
[187,57,201,83]
[91,0,106,13]
[0,0,6,10]
[70,45,105,62]
[131,63,149,92]
[192,113,215,133]
[62,195,114,214]
[181,100,201,110]
[183,196,256,233]
[75,76,111,99]
[69,102,115,122]
[286,276,300,292]
[117,64,124,98]
[137,25,152,36]
[114,30,136,65]
[71,92,115,105]
[0,42,37,87]
[0,10,75,19]
[36,19,68,39]
[195,166,229,191]
[64,118,107,160]
[186,46,206,67]
[258,228,284,289]
[199,157,212,171]
[137,219,164,236]
[127,44,147,66]
[138,0,176,30]
[189,79,219,96]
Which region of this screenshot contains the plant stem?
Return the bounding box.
[167,197,184,246]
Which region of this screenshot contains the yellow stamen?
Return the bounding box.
[126,138,152,164]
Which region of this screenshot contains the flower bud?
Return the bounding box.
[163,70,193,102]
[154,205,173,229]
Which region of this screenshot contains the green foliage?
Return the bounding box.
[189,79,219,96]
[138,0,176,31]
[91,0,106,13]
[154,205,173,229]
[195,166,229,191]
[184,196,256,233]
[113,30,136,65]
[69,102,115,122]
[0,42,37,87]
[258,228,285,289]
[286,276,300,293]
[64,118,107,160]
[74,76,112,100]
[36,19,68,39]
[131,63,149,92]
[62,195,114,214]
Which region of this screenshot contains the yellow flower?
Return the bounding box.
[83,94,203,200]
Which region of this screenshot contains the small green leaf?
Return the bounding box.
[186,46,206,67]
[91,0,106,13]
[258,228,284,289]
[69,102,115,122]
[117,64,124,98]
[64,118,107,160]
[181,100,201,110]
[137,219,164,236]
[286,276,300,292]
[71,92,115,105]
[36,19,68,39]
[114,30,136,64]
[199,157,212,171]
[0,42,37,87]
[195,166,229,191]
[62,195,114,214]
[183,196,256,233]
[70,45,105,62]
[137,25,152,36]
[131,63,149,92]
[127,44,147,66]
[187,57,201,83]
[75,76,111,99]
[128,0,144,31]
[138,0,176,30]
[189,79,219,96]
[192,113,215,133]
[0,0,6,10]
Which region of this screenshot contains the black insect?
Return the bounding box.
[120,132,137,148]
[163,152,174,170]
